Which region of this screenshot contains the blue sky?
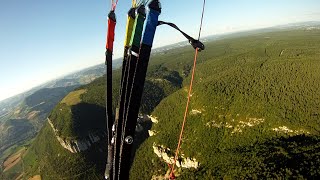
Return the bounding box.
[0,0,319,101]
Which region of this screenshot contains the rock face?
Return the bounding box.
[190,109,203,115]
[48,118,105,153]
[148,114,199,170]
[148,130,158,136]
[148,115,159,124]
[206,116,265,134]
[152,143,199,169]
[272,126,310,135]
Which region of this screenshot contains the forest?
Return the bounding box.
[130,29,320,179]
[2,29,320,179]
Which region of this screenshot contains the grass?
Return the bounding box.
[23,122,107,179]
[3,147,26,172]
[1,138,35,179]
[0,145,19,163]
[61,89,87,106]
[28,175,41,180]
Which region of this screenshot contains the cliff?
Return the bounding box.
[48,118,106,153]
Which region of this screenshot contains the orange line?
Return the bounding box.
[169,48,199,179]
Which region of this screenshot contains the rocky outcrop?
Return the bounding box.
[152,143,199,169]
[206,116,265,134]
[148,115,159,124]
[48,118,105,153]
[190,109,202,115]
[272,126,310,135]
[148,130,158,136]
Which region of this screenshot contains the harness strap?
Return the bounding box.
[158,21,205,51]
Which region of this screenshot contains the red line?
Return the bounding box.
[111,0,119,11]
[169,48,199,179]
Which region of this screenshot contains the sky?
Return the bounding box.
[0,0,320,102]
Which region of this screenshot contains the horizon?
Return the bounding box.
[0,20,319,103]
[1,0,320,102]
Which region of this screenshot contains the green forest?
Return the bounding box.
[130,29,320,179]
[3,29,320,179]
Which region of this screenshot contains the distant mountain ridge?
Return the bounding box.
[0,59,122,109]
[151,21,320,55]
[0,86,76,159]
[0,61,121,166]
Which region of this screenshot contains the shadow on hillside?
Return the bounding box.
[71,103,106,138]
[262,135,320,177]
[82,137,108,179]
[70,103,108,179]
[235,135,320,178]
[70,103,154,175]
[130,117,153,168]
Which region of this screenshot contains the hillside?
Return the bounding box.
[0,62,109,119]
[17,80,108,179]
[0,119,34,157]
[12,57,182,179]
[0,86,77,161]
[2,27,320,179]
[0,62,110,167]
[130,29,320,179]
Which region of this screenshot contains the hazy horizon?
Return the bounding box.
[1,20,319,103]
[1,0,320,102]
